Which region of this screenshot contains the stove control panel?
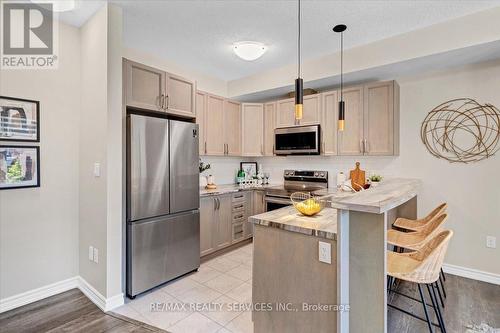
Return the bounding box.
[283,170,328,180]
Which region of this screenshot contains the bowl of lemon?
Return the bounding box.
[290,192,326,216]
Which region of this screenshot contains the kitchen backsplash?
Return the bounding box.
[200,155,401,187]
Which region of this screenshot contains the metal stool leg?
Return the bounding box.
[418,284,434,333]
[434,281,445,308]
[427,284,446,333]
[439,273,447,298]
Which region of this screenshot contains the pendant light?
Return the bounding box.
[294,0,303,123]
[333,24,347,131]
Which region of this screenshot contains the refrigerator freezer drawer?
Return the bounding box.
[127,210,200,297]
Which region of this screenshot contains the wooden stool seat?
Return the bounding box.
[388,213,447,251]
[393,203,447,231]
[387,230,453,333]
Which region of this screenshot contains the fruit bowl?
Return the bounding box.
[290,192,326,216]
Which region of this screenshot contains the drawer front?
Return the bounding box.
[232,192,246,202]
[232,212,245,224]
[232,202,246,213]
[232,223,244,242]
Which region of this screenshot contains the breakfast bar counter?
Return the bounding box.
[249,178,422,333]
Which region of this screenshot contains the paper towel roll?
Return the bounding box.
[336,172,346,187]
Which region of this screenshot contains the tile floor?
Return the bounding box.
[113,243,254,333]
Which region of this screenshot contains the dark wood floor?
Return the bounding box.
[0,289,166,333]
[1,275,498,332]
[388,274,500,332]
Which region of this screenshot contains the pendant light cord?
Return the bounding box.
[340,31,343,101]
[298,0,301,78]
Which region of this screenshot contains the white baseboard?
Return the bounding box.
[0,276,124,314]
[77,276,124,312]
[443,263,500,285]
[0,277,79,313]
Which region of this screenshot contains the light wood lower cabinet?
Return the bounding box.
[263,102,276,156]
[241,103,264,156]
[200,195,232,257]
[253,190,266,215]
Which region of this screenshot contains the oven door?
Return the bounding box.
[265,196,292,212]
[274,125,320,155]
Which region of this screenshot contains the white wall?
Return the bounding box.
[79,4,124,299]
[79,5,109,296]
[0,23,81,299]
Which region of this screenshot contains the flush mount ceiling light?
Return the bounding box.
[30,0,77,12]
[233,42,267,61]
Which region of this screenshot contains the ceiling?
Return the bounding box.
[61,1,500,81]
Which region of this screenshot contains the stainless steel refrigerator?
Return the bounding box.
[126,113,200,298]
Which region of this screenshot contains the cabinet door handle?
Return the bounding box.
[159,94,164,109]
[165,95,169,109]
[234,204,244,209]
[204,142,207,154]
[216,198,220,210]
[213,198,217,211]
[226,144,229,155]
[234,215,244,219]
[360,140,364,154]
[261,144,264,155]
[364,139,369,154]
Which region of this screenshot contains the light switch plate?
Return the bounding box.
[319,241,331,264]
[486,236,496,249]
[88,246,94,261]
[93,247,99,263]
[93,163,100,177]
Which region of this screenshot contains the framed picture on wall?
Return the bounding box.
[240,162,258,177]
[0,96,40,142]
[0,145,40,190]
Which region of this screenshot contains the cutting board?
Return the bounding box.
[350,162,366,191]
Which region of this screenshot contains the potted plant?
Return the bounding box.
[199,159,211,187]
[369,174,382,187]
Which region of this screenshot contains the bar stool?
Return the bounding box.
[387,230,453,333]
[389,213,448,306]
[393,203,448,287]
[393,203,447,232]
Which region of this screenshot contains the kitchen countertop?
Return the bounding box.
[314,178,422,214]
[249,206,338,240]
[199,183,281,197]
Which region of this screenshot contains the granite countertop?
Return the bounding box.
[249,206,338,240]
[200,183,281,197]
[313,178,422,214]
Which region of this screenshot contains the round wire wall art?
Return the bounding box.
[420,98,500,163]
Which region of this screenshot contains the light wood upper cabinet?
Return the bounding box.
[276,98,295,128]
[241,103,264,156]
[205,94,225,155]
[302,94,322,125]
[264,102,276,156]
[338,86,364,155]
[321,90,338,155]
[196,91,206,155]
[166,73,195,117]
[125,60,165,111]
[224,100,242,156]
[363,81,397,155]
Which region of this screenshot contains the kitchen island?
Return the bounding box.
[249,178,422,333]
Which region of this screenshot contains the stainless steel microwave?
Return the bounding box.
[274,125,321,155]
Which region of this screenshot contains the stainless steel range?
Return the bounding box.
[265,170,328,211]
